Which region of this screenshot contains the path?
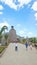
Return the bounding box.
[0,43,37,65]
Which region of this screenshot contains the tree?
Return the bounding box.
[29,37,37,46]
[1,26,8,33]
[22,39,26,44]
[0,31,2,43]
[0,26,8,43]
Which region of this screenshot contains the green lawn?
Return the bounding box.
[0,47,5,53]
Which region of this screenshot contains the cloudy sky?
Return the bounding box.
[0,0,37,37]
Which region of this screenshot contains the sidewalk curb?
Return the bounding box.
[0,48,6,57]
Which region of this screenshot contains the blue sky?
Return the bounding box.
[0,0,37,38]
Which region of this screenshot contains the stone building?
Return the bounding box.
[8,26,17,43]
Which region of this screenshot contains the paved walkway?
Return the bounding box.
[0,43,37,65]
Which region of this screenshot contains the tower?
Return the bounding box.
[8,26,17,43]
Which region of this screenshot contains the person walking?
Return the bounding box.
[30,44,32,50]
[25,42,28,50]
[15,43,18,51]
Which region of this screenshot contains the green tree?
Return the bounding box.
[0,31,2,42]
[22,39,26,44]
[29,37,37,46]
[1,26,8,33]
[0,26,8,43]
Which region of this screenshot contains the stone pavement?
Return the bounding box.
[0,43,37,65]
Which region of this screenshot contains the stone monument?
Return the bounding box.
[8,26,17,43]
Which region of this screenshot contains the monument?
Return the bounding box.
[8,26,17,43]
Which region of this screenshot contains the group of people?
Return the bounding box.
[15,42,37,51]
[15,42,32,51]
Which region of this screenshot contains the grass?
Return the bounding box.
[0,47,5,53]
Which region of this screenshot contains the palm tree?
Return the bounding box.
[0,31,2,43]
[1,26,8,34]
[0,26,8,43]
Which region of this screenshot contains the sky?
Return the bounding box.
[0,0,37,38]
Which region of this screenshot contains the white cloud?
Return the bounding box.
[19,30,33,37]
[18,29,35,37]
[0,5,4,10]
[0,12,3,14]
[31,1,37,11]
[31,1,37,20]
[18,30,28,37]
[19,30,25,37]
[1,0,17,10]
[1,0,31,10]
[34,13,37,20]
[0,21,9,28]
[18,0,31,8]
[19,30,25,35]
[0,5,4,15]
